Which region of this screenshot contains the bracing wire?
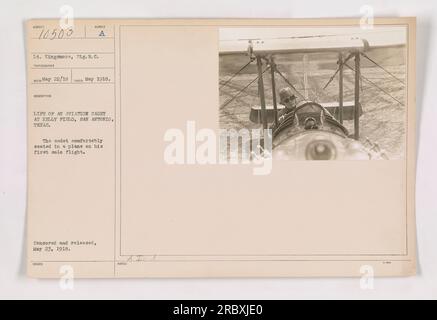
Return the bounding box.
[344,63,405,106]
[361,52,405,85]
[322,52,354,90]
[220,66,271,109]
[219,59,254,89]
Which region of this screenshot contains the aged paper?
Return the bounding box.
[26,18,416,278]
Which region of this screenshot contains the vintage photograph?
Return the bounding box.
[219,26,407,160]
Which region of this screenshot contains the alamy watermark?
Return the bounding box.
[59,265,74,290]
[360,264,375,290]
[360,5,374,30]
[163,121,273,175]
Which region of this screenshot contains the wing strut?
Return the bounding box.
[270,57,279,127]
[338,52,344,124]
[354,51,360,140]
[256,55,268,131]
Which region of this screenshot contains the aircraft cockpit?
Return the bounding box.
[272,101,349,139]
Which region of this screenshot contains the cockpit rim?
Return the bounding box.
[272,100,350,139]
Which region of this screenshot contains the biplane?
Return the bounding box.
[219,29,405,160]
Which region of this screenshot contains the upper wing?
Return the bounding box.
[219,32,405,56]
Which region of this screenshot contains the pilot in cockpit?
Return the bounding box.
[278,87,297,118]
